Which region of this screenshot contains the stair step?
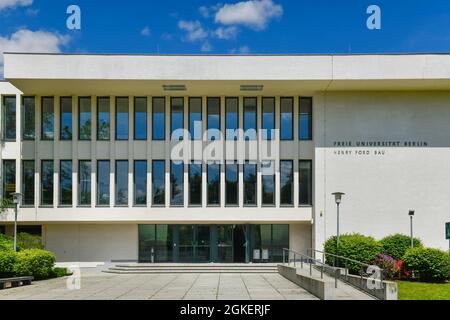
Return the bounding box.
[103,270,279,274]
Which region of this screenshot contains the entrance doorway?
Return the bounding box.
[233,225,246,263]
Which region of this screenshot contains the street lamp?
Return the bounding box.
[409,210,415,248]
[12,193,22,252]
[332,192,345,259]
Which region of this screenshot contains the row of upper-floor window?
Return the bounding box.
[1,96,313,142]
[1,159,313,208]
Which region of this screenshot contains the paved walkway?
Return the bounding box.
[0,268,318,300]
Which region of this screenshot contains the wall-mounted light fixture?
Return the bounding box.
[163,85,187,91]
[240,85,264,92]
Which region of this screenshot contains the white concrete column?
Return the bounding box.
[147,96,152,208]
[165,96,171,208]
[53,96,60,207]
[128,96,134,208]
[72,96,78,207]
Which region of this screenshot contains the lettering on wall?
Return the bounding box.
[332,140,429,157]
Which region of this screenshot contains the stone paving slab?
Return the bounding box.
[0,269,318,300]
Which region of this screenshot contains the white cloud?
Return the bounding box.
[0,29,69,76]
[141,26,151,36]
[213,26,238,40]
[215,0,283,30]
[201,41,213,52]
[199,6,210,18]
[0,0,33,11]
[230,45,251,54]
[178,20,208,42]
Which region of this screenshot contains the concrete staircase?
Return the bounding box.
[103,263,279,274]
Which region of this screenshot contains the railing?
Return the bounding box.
[282,248,340,288]
[307,249,387,298]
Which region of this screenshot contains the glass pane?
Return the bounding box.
[155,225,173,262]
[196,226,211,262]
[41,97,54,140]
[2,160,15,200]
[79,97,91,140]
[179,225,194,262]
[272,225,289,262]
[79,160,91,206]
[60,160,72,205]
[152,160,165,206]
[207,163,220,205]
[134,161,147,205]
[225,98,238,141]
[97,97,110,140]
[217,225,233,263]
[60,97,72,140]
[225,161,238,205]
[170,161,184,206]
[244,163,257,205]
[280,161,293,205]
[244,98,257,140]
[152,97,165,140]
[189,98,202,141]
[134,97,147,140]
[22,160,35,205]
[207,97,221,141]
[262,98,275,140]
[116,97,129,140]
[23,97,35,140]
[41,160,53,205]
[189,162,202,205]
[139,225,156,262]
[280,98,293,140]
[299,97,312,140]
[262,161,275,205]
[299,160,312,205]
[97,160,110,205]
[3,96,16,140]
[115,160,128,205]
[171,98,184,141]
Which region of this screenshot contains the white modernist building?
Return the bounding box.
[0,53,449,263]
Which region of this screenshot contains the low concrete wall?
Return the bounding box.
[343,273,398,300]
[278,265,337,300]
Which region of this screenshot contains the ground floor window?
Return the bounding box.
[0,226,5,235]
[138,224,289,263]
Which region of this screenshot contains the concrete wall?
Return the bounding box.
[314,91,450,251]
[43,224,138,262]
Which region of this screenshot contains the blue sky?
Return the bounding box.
[1,0,450,73]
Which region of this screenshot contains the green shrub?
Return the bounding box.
[403,247,450,282]
[0,234,14,252]
[324,233,383,274]
[50,267,72,278]
[0,250,17,278]
[380,234,423,260]
[14,249,56,280]
[17,233,44,250]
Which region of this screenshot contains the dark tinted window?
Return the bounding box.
[207,97,221,141]
[299,160,313,205]
[170,161,184,206]
[262,161,275,205]
[97,160,110,206]
[244,162,257,206]
[280,160,293,205]
[189,161,202,205]
[79,97,91,140]
[60,97,72,140]
[41,97,54,140]
[116,97,129,140]
[171,98,184,141]
[152,160,165,205]
[189,98,202,141]
[134,97,147,140]
[134,160,147,205]
[22,97,35,140]
[280,98,293,140]
[299,97,313,140]
[22,160,35,206]
[97,97,110,140]
[225,97,238,141]
[79,160,91,206]
[60,160,72,205]
[2,96,16,140]
[225,161,238,205]
[152,97,165,140]
[115,160,129,205]
[41,160,54,205]
[207,163,220,206]
[244,98,257,140]
[262,98,275,140]
[2,160,15,200]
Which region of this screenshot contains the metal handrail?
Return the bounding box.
[282,248,340,288]
[308,248,386,294]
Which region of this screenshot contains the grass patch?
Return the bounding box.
[398,281,450,300]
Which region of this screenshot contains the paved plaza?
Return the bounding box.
[0,268,318,300]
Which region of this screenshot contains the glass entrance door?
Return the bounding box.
[217,225,233,262]
[178,225,211,263]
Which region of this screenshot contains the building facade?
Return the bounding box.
[0,53,449,262]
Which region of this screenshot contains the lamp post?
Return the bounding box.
[12,193,22,252]
[409,210,415,248]
[332,192,345,260]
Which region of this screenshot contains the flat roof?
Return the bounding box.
[5,53,450,94]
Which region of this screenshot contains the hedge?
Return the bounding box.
[17,233,44,250]
[403,247,450,282]
[380,234,423,260]
[13,249,56,280]
[0,250,17,278]
[0,234,16,252]
[324,233,383,274]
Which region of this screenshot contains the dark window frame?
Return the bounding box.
[152,160,166,207]
[262,97,275,141]
[59,96,73,141]
[299,160,313,206]
[152,97,166,141]
[22,96,36,141]
[41,97,55,141]
[188,97,203,141]
[280,97,294,141]
[40,159,54,206]
[115,160,129,206]
[2,159,16,201]
[78,96,92,141]
[207,162,221,207]
[2,95,16,141]
[96,97,111,141]
[134,97,148,141]
[115,96,129,141]
[188,161,202,206]
[170,160,184,207]
[261,160,276,207]
[170,97,184,141]
[243,161,257,207]
[133,160,148,206]
[225,97,239,141]
[78,160,92,207]
[280,159,294,206]
[299,97,313,141]
[21,160,35,206]
[243,97,258,141]
[96,160,111,207]
[225,161,239,206]
[207,97,221,141]
[59,160,73,206]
